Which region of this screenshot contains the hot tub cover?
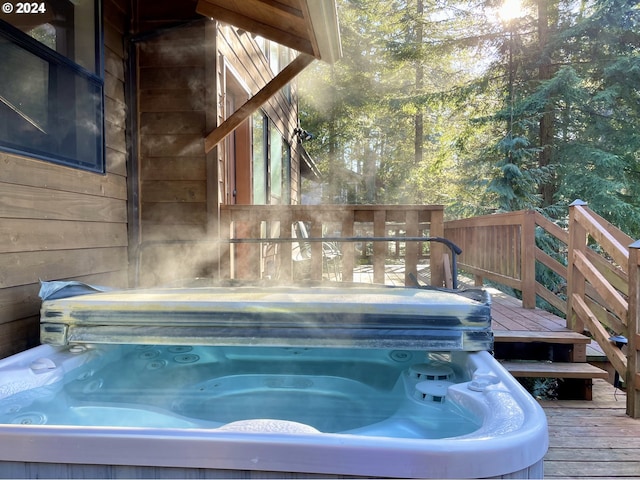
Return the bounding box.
[40,282,492,350]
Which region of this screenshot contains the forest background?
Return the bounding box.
[298,0,640,240]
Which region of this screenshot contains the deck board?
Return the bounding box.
[366,267,639,479]
[480,285,639,479]
[501,360,610,379]
[542,380,640,479]
[482,285,607,360]
[494,330,591,344]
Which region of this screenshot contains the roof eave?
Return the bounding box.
[304,0,342,64]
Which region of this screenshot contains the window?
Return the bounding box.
[282,139,291,204]
[252,112,291,205]
[269,123,283,202]
[260,39,292,103]
[252,112,267,204]
[0,0,103,172]
[268,123,291,205]
[279,47,292,102]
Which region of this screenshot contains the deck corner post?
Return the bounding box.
[340,210,355,283]
[404,209,420,286]
[566,201,587,333]
[219,206,232,280]
[428,207,445,287]
[373,209,386,284]
[627,240,640,418]
[521,210,537,309]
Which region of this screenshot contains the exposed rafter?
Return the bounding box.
[204,53,315,153]
[195,0,341,152]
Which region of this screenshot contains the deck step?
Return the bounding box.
[501,361,609,379]
[494,330,591,344]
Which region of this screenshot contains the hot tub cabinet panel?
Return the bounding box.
[0,461,543,479]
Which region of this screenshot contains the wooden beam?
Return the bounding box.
[404,209,419,286]
[204,53,315,154]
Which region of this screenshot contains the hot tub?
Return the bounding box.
[0,284,548,478]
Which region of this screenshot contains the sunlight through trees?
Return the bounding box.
[299,0,640,237]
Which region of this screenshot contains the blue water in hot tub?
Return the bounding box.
[0,345,481,438]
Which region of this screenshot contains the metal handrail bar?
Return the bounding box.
[226,236,462,289]
[137,236,462,289]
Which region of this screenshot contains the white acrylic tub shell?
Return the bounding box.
[0,344,548,479]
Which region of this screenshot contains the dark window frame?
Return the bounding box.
[0,4,104,174]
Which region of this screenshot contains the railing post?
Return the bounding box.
[309,217,323,282]
[279,210,294,282]
[219,206,231,279]
[628,240,640,418]
[429,207,445,287]
[341,210,355,282]
[373,209,386,284]
[566,200,588,332]
[521,210,537,308]
[404,209,419,286]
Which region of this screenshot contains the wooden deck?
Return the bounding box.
[487,286,606,360]
[541,379,640,479]
[483,287,640,479]
[359,265,640,478]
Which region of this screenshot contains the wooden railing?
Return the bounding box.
[219,204,446,287]
[444,200,640,417]
[566,201,639,417]
[444,210,540,308]
[443,209,570,311]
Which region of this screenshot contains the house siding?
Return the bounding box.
[0,3,308,356]
[0,0,130,359]
[136,20,303,286]
[216,24,302,205]
[136,21,215,286]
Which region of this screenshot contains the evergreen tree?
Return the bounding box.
[300,0,493,206]
[474,0,640,235]
[299,0,640,239]
[550,0,640,236]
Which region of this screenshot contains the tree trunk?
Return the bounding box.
[538,0,556,207]
[414,0,424,165]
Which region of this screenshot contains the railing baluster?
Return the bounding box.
[405,209,419,286]
[310,218,323,282]
[373,209,386,284]
[341,211,355,283]
[429,207,445,287]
